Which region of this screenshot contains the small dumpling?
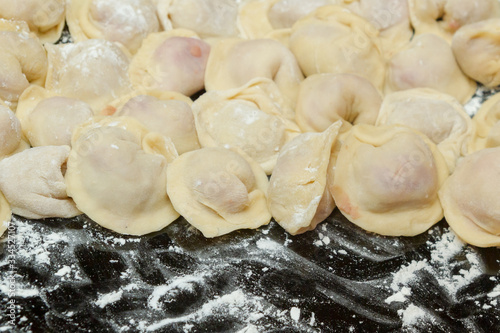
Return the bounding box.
[129,29,211,97]
[470,92,500,152]
[166,147,271,238]
[386,33,476,104]
[17,85,94,147]
[0,0,65,43]
[295,73,382,133]
[67,0,160,53]
[452,19,500,88]
[376,88,474,172]
[0,103,28,159]
[0,145,81,219]
[193,78,301,174]
[288,5,385,91]
[45,39,133,113]
[0,190,10,236]
[439,148,500,247]
[66,116,179,235]
[268,121,341,235]
[331,124,449,236]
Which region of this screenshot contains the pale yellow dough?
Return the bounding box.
[470,92,500,152]
[166,147,271,238]
[0,190,10,236]
[439,148,500,247]
[0,103,29,159]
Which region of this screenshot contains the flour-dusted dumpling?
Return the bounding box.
[295,73,382,133]
[0,0,65,43]
[129,29,210,97]
[167,147,271,238]
[452,19,500,88]
[0,146,81,219]
[331,124,449,236]
[439,148,500,247]
[205,38,303,109]
[0,103,28,159]
[268,121,341,235]
[376,88,474,172]
[45,39,133,113]
[66,116,179,235]
[67,0,160,53]
[386,33,476,104]
[470,92,500,152]
[408,0,500,42]
[289,5,385,91]
[193,78,301,174]
[0,190,10,236]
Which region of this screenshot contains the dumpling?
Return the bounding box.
[439,148,500,247]
[0,190,10,236]
[386,33,476,104]
[470,92,500,152]
[288,5,385,91]
[452,19,500,88]
[0,103,29,159]
[295,73,382,133]
[129,29,211,97]
[67,0,160,53]
[0,0,65,43]
[376,88,474,172]
[157,0,241,38]
[408,0,500,42]
[193,78,301,174]
[16,85,94,147]
[268,121,341,235]
[331,124,449,236]
[0,145,81,219]
[66,116,179,235]
[166,147,271,238]
[45,39,133,113]
[0,19,47,109]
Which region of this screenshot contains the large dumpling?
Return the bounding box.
[439,148,500,247]
[166,147,271,238]
[331,124,449,236]
[0,103,28,159]
[470,92,500,152]
[268,121,341,235]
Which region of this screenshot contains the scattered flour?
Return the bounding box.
[95,290,124,308]
[398,304,428,327]
[290,307,301,322]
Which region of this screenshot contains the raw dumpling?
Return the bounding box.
[0,0,65,43]
[0,145,81,219]
[0,190,10,236]
[376,88,474,172]
[268,121,341,235]
[205,38,304,109]
[193,78,301,174]
[288,5,385,91]
[470,92,500,152]
[45,39,133,113]
[452,19,500,88]
[166,147,271,238]
[0,103,28,159]
[129,29,211,97]
[439,148,500,247]
[16,85,94,147]
[386,33,476,104]
[67,0,160,53]
[66,116,179,235]
[295,73,382,133]
[331,124,449,236]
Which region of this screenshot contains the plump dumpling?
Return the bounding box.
[408,0,500,42]
[17,85,94,147]
[45,39,133,113]
[0,190,10,236]
[0,145,81,219]
[0,19,48,109]
[268,121,341,235]
[129,29,211,97]
[376,88,474,172]
[166,147,271,238]
[0,103,28,159]
[288,5,385,91]
[331,124,449,236]
[439,148,500,247]
[452,19,500,88]
[295,73,382,133]
[0,0,65,43]
[470,92,500,152]
[67,0,160,53]
[204,38,304,109]
[386,33,476,104]
[66,117,179,235]
[157,0,240,39]
[193,78,301,174]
